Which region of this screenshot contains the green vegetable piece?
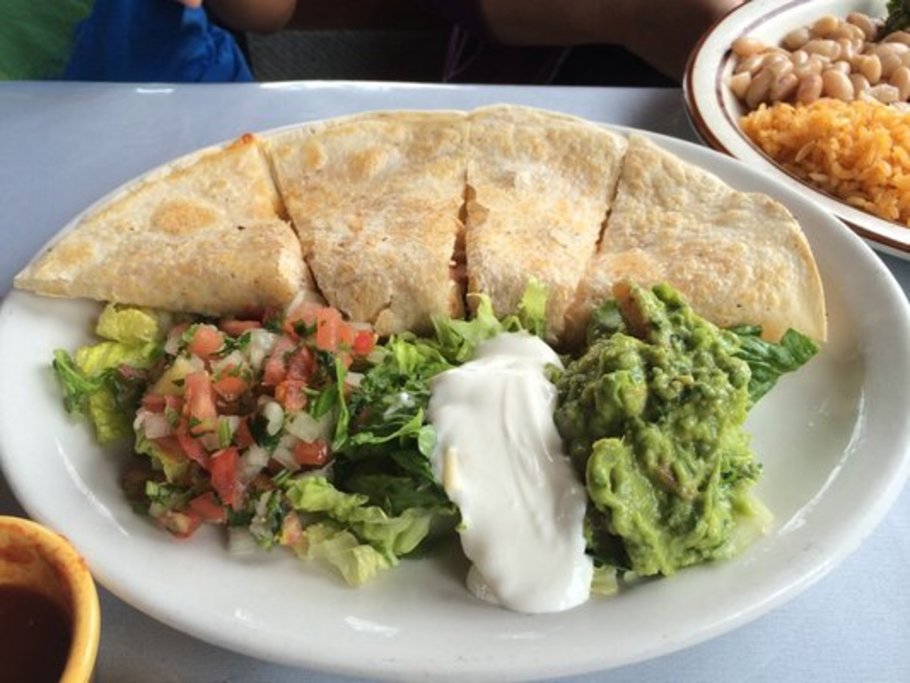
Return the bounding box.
[514,277,549,339]
[729,326,819,405]
[590,564,619,597]
[135,433,189,484]
[86,388,133,444]
[95,304,162,344]
[300,522,393,586]
[886,0,910,33]
[286,476,434,558]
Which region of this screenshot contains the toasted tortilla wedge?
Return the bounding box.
[464,105,627,342]
[266,110,467,336]
[14,134,310,315]
[566,134,827,344]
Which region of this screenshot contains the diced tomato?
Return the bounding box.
[219,319,262,337]
[286,347,316,381]
[187,492,226,523]
[184,371,217,433]
[176,431,209,468]
[164,394,184,412]
[187,325,224,360]
[315,307,344,352]
[213,375,248,401]
[142,393,167,412]
[275,379,308,412]
[284,300,323,338]
[352,330,376,356]
[262,335,296,386]
[233,417,254,449]
[209,447,243,510]
[338,322,356,349]
[293,439,330,467]
[159,510,202,539]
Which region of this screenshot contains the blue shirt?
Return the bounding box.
[65,0,252,82]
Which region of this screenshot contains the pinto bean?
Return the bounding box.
[796,73,823,104]
[822,68,855,100]
[732,36,766,58]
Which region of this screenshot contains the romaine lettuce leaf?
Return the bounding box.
[286,476,435,558]
[95,305,163,344]
[729,325,819,404]
[53,304,163,443]
[432,279,548,363]
[297,521,393,586]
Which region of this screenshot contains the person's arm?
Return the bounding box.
[205,0,441,33]
[475,0,742,80]
[203,0,298,34]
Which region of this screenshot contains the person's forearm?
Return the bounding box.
[474,0,740,80]
[205,0,298,33]
[475,0,627,46]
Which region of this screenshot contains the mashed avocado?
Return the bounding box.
[554,282,814,578]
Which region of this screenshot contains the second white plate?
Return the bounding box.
[683,0,910,259]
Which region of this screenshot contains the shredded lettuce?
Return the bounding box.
[285,476,438,584]
[95,305,162,344]
[432,279,549,363]
[729,325,819,404]
[53,304,163,443]
[286,476,435,558]
[297,522,393,586]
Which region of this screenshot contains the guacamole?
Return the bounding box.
[554,282,816,578]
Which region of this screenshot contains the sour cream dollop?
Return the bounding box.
[427,332,592,613]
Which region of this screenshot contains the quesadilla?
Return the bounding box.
[565,134,827,344]
[14,134,310,315]
[464,105,627,343]
[266,110,467,336]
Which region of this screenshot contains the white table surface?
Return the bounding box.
[1,81,908,683]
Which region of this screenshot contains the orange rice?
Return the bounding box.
[740,99,910,227]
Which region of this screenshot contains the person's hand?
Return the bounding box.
[621,0,743,80]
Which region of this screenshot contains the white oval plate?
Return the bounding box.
[683,0,910,259]
[2,125,910,682]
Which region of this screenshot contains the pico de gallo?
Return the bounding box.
[53,296,463,585]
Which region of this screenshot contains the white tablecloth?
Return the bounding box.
[0,81,908,683]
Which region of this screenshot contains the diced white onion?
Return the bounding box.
[187,354,206,372]
[344,371,364,389]
[240,444,270,482]
[248,329,278,370]
[164,328,183,355]
[263,400,285,436]
[227,527,260,556]
[211,350,245,375]
[271,434,299,470]
[141,413,172,439]
[285,410,332,442]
